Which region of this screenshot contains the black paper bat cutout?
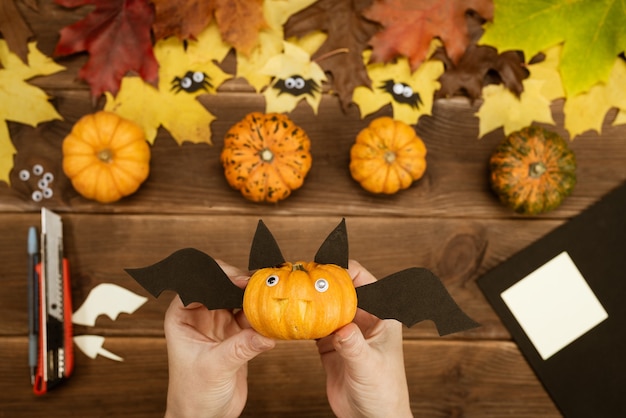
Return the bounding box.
[126,219,479,336]
[273,75,320,97]
[380,80,423,109]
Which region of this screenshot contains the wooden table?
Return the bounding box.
[2,3,625,417]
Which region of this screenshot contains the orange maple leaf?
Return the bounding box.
[152,0,265,55]
[152,0,216,40]
[363,0,493,70]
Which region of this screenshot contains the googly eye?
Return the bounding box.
[192,71,205,83]
[294,77,305,89]
[19,170,30,181]
[42,188,53,199]
[314,278,329,293]
[32,190,43,202]
[402,85,414,98]
[392,82,405,96]
[284,77,296,89]
[32,164,44,176]
[43,172,54,183]
[266,275,279,287]
[38,178,48,190]
[181,77,192,89]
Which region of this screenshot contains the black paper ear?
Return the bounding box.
[314,218,349,269]
[248,220,286,270]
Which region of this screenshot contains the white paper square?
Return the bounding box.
[500,251,608,360]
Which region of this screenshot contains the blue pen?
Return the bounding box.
[27,226,39,385]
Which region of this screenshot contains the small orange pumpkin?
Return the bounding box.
[221,112,312,202]
[62,111,150,203]
[243,261,357,340]
[489,126,577,215]
[350,117,427,194]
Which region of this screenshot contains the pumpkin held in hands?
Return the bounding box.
[489,126,577,215]
[62,111,150,203]
[350,116,427,194]
[243,261,357,340]
[221,112,313,202]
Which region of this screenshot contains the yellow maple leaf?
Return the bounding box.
[104,24,232,145]
[353,43,444,125]
[261,33,327,114]
[476,79,555,137]
[236,0,317,91]
[527,45,565,101]
[564,58,626,138]
[0,40,64,185]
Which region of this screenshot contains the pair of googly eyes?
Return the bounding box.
[265,275,329,293]
[283,76,306,90]
[19,164,55,202]
[180,72,206,89]
[392,82,414,98]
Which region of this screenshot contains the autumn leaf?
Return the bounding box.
[104,23,231,145]
[0,41,65,184]
[261,34,327,114]
[363,0,493,70]
[152,0,266,55]
[480,0,626,97]
[526,45,564,102]
[476,79,555,138]
[564,58,626,138]
[236,0,317,92]
[54,0,158,98]
[285,0,380,109]
[0,0,33,62]
[353,44,444,125]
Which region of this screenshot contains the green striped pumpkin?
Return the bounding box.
[489,126,577,215]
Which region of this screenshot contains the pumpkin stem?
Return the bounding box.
[97,148,114,163]
[384,150,396,164]
[529,162,547,178]
[292,263,306,272]
[259,148,274,163]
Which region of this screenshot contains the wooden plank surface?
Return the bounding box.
[2,2,625,417]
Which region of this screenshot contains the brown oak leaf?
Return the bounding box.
[285,0,380,110]
[434,11,527,101]
[363,0,493,70]
[151,0,216,40]
[54,0,158,98]
[152,0,265,55]
[0,0,34,63]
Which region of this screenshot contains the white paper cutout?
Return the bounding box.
[501,251,608,360]
[72,283,148,326]
[74,335,124,362]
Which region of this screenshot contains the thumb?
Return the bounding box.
[217,329,275,372]
[333,322,369,366]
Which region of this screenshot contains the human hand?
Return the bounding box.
[164,260,275,418]
[317,260,413,418]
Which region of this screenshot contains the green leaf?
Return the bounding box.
[480,0,626,97]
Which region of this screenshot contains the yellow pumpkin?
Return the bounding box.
[350,117,427,194]
[62,111,150,203]
[221,112,312,202]
[243,261,357,340]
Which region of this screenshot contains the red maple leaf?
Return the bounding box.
[363,0,493,70]
[54,0,158,98]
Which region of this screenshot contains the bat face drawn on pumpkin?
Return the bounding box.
[380,80,423,109]
[125,219,479,340]
[273,75,320,98]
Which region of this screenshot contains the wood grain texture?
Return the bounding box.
[0,337,559,417]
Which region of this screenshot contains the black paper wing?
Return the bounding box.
[125,248,245,310]
[356,268,479,336]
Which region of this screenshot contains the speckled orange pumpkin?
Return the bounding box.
[489,126,577,215]
[243,261,357,340]
[62,111,150,203]
[221,112,312,202]
[350,117,427,194]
